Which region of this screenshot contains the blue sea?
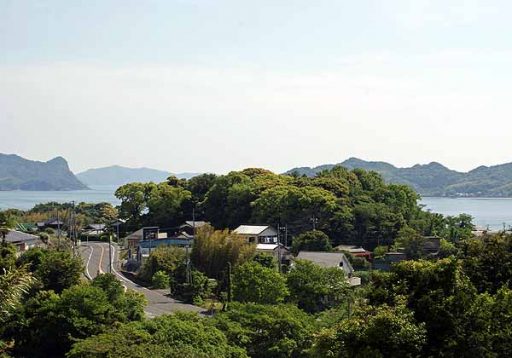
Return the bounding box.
[1,186,511,230]
[420,197,512,230]
[0,185,120,210]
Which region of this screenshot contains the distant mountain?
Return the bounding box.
[286,157,512,197]
[76,165,199,186]
[0,154,88,191]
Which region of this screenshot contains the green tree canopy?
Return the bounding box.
[212,303,315,358]
[233,261,288,304]
[310,302,427,358]
[286,259,349,313]
[291,230,332,254]
[34,249,83,293]
[68,313,247,358]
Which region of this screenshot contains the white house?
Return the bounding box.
[233,225,278,244]
[296,251,361,286]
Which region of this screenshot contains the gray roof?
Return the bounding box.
[182,221,208,228]
[85,224,106,231]
[296,251,354,275]
[5,230,40,244]
[125,229,144,241]
[233,225,274,235]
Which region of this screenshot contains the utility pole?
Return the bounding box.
[186,208,195,284]
[108,234,112,273]
[277,224,281,273]
[57,207,61,250]
[284,225,288,247]
[148,229,152,256]
[70,201,76,250]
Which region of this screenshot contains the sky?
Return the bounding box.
[1,0,512,174]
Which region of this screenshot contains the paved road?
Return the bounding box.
[79,241,203,317]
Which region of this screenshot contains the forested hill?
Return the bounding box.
[76,165,199,186]
[0,154,88,191]
[287,157,512,197]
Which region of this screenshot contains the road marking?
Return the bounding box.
[98,244,105,274]
[110,245,131,284]
[85,245,94,280]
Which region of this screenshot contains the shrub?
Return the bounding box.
[152,271,170,289]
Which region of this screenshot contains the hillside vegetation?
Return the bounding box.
[287,157,512,197]
[76,165,199,186]
[0,154,87,191]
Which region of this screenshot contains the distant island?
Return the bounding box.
[76,165,199,186]
[287,157,512,197]
[4,152,512,196]
[0,154,88,191]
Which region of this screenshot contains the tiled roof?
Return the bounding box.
[5,230,40,243]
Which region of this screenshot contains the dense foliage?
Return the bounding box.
[115,167,430,250]
[286,260,349,313]
[5,166,512,357]
[68,313,247,358]
[291,230,332,254]
[233,261,289,304]
[288,157,512,197]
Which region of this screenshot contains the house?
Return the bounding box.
[82,223,106,238]
[124,229,144,250]
[84,223,106,232]
[137,232,193,258]
[334,244,372,260]
[37,218,65,231]
[373,252,407,271]
[295,251,361,286]
[5,230,45,253]
[233,225,278,244]
[137,233,193,256]
[179,221,209,236]
[255,243,292,265]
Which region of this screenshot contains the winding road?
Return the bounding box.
[79,241,203,317]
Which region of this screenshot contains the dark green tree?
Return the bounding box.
[233,261,288,304]
[286,260,349,313]
[35,250,83,293]
[212,303,315,358]
[291,230,332,254]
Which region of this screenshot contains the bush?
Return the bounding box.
[352,256,371,270]
[139,246,185,283]
[353,270,371,285]
[152,271,170,289]
[175,270,217,304]
[373,245,388,258]
[251,252,276,269]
